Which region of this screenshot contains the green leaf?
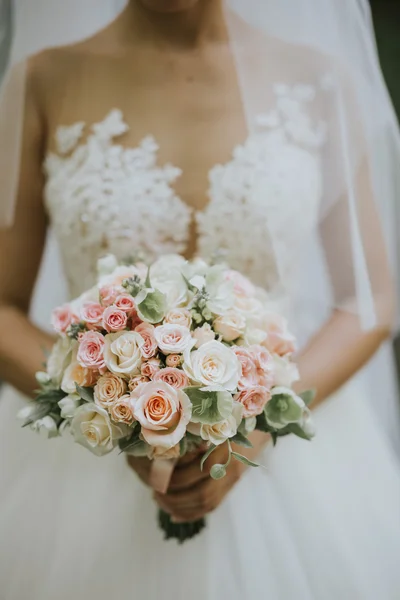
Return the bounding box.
[75,385,94,403]
[200,444,217,471]
[231,452,259,468]
[230,432,253,448]
[255,411,274,434]
[137,289,167,324]
[145,266,152,289]
[35,388,66,405]
[277,423,313,441]
[299,389,316,407]
[210,464,227,479]
[185,387,233,425]
[271,431,278,446]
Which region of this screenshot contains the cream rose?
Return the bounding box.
[164,308,192,329]
[94,372,128,408]
[154,323,194,355]
[132,381,192,449]
[200,402,243,446]
[109,394,135,425]
[192,323,215,348]
[104,331,144,377]
[183,340,241,391]
[71,403,128,456]
[213,310,246,342]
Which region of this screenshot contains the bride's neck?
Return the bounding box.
[116,0,227,48]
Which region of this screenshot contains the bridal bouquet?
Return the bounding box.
[19,254,315,542]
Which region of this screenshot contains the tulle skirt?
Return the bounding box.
[0,371,400,600]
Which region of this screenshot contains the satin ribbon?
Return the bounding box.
[149,458,177,494]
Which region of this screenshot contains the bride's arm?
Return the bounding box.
[0,61,54,396]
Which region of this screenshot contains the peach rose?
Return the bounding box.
[153,367,189,389]
[102,306,128,333]
[94,372,128,408]
[114,293,136,315]
[135,322,158,359]
[61,357,99,394]
[233,346,259,391]
[164,308,192,329]
[80,302,104,329]
[192,323,215,348]
[154,324,194,355]
[166,354,182,368]
[132,381,192,449]
[128,375,150,392]
[99,285,120,307]
[51,304,76,334]
[235,385,271,418]
[263,313,296,356]
[77,331,106,370]
[141,357,161,379]
[109,394,135,425]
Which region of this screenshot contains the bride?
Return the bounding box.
[0,0,400,598]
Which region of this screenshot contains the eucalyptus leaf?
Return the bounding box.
[230,432,253,448]
[231,452,259,468]
[36,388,66,405]
[200,444,216,471]
[75,385,94,403]
[299,389,316,407]
[210,464,227,480]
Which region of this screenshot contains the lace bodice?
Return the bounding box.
[44,83,326,301]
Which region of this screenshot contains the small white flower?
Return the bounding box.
[47,337,75,386]
[58,394,81,419]
[17,404,37,423]
[31,416,59,439]
[35,371,51,385]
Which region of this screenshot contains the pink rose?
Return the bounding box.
[166,354,182,368]
[99,286,120,307]
[141,358,161,379]
[114,294,136,315]
[135,322,158,359]
[233,346,259,390]
[128,375,150,392]
[80,302,104,329]
[77,331,106,370]
[132,381,192,449]
[94,372,128,408]
[51,304,76,334]
[263,313,296,356]
[235,386,271,418]
[102,306,128,333]
[153,367,189,389]
[249,345,274,389]
[109,394,135,425]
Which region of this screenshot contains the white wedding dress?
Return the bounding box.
[1,81,400,600]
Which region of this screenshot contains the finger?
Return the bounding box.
[176,448,203,468]
[168,457,209,491]
[155,478,214,513]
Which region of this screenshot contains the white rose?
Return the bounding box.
[31,416,59,439]
[243,325,267,346]
[104,331,144,377]
[213,310,246,342]
[150,254,188,309]
[273,355,300,387]
[154,324,194,355]
[200,402,243,446]
[183,340,241,391]
[205,265,235,316]
[70,403,129,456]
[47,337,75,386]
[58,393,81,419]
[192,323,215,348]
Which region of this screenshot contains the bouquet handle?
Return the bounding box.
[150,458,177,494]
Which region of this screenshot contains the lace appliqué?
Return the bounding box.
[44,110,192,296]
[196,83,325,294]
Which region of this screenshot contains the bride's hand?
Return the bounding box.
[153,432,268,522]
[126,449,204,488]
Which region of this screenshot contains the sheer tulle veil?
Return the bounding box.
[1,0,400,447]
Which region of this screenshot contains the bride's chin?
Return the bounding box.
[138,0,199,13]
